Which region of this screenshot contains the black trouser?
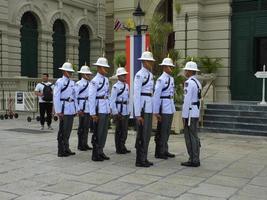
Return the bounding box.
[57,115,74,154]
[135,113,152,163]
[115,115,129,152]
[155,114,173,156]
[184,118,200,163]
[77,113,90,148]
[91,114,109,156]
[39,102,53,126]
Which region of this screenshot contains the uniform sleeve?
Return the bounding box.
[182,81,193,118]
[89,80,97,115]
[134,74,143,117]
[53,81,62,114]
[110,85,118,115]
[153,79,163,114]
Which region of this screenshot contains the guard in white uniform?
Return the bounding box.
[53,61,80,157]
[75,64,93,151]
[134,51,155,168]
[89,57,110,161]
[153,57,176,159]
[181,61,202,167]
[110,67,131,154]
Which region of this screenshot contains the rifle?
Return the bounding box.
[135,101,146,149]
[155,100,162,146]
[92,101,99,146]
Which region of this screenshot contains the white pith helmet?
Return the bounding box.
[93,57,110,68]
[77,64,93,74]
[115,67,128,76]
[183,61,199,71]
[159,57,175,67]
[138,51,155,62]
[58,61,75,72]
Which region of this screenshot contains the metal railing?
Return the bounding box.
[0,77,53,112]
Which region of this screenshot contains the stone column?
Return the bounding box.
[37,29,53,77]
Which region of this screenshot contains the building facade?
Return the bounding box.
[108,0,267,103]
[0,0,106,78]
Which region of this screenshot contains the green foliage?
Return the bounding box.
[198,56,223,73]
[114,53,126,68]
[149,12,173,76]
[72,64,78,72]
[183,56,200,65]
[182,56,223,74]
[169,49,186,105]
[175,0,181,15]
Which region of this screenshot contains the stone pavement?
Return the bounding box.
[0,117,267,200]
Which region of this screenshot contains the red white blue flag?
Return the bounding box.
[125,33,150,117]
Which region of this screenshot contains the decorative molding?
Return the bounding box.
[13,3,47,27]
[49,10,73,34]
[75,17,96,37]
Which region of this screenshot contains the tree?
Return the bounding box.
[149,12,173,76]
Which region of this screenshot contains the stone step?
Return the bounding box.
[204,120,267,132]
[204,115,267,124]
[200,127,267,136]
[205,109,267,118]
[207,103,267,112]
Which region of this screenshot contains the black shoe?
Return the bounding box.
[181,161,193,167]
[155,154,168,159]
[92,155,104,161]
[135,161,150,167]
[145,160,153,166]
[57,152,69,157]
[124,149,131,153]
[191,162,201,167]
[78,147,87,151]
[165,152,175,158]
[100,153,110,160]
[66,150,76,156]
[116,150,127,154]
[85,145,93,150]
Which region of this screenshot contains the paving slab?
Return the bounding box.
[0,119,266,199]
[188,183,238,198]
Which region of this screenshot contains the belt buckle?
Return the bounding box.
[68,98,72,102]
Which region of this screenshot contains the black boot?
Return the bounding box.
[92,145,104,161]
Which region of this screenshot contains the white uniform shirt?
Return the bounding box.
[89,72,110,115]
[153,72,176,114]
[134,67,154,117]
[75,78,90,113]
[182,75,202,118]
[110,80,129,116]
[53,76,78,115]
[34,82,54,103]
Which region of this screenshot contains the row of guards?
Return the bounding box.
[0,33,149,121]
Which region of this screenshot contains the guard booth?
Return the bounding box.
[231,0,267,101]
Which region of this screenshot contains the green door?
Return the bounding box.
[20,12,38,77]
[78,25,90,68]
[231,0,267,101]
[53,20,66,78]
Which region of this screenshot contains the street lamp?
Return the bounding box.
[133,1,148,35]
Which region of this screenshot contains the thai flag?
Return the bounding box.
[114,19,123,31]
[125,33,150,117]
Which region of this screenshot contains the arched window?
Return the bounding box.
[53,19,66,78]
[20,12,38,77]
[78,25,90,68]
